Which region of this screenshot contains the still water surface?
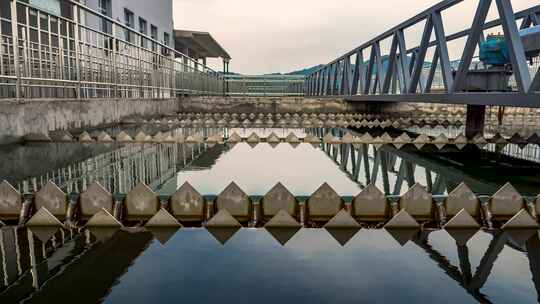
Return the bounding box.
[0,228,538,303]
[1,127,540,303]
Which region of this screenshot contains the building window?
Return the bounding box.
[151,25,158,51]
[98,0,111,34]
[29,0,61,16]
[139,18,147,48]
[163,32,170,47]
[124,8,134,43]
[163,32,170,55]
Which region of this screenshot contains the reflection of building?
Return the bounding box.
[0,227,153,302]
[1,128,213,194]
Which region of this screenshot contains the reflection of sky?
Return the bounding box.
[104,229,538,304]
[172,143,363,196]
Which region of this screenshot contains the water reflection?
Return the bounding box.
[313,128,540,196]
[1,127,540,198]
[0,226,538,303]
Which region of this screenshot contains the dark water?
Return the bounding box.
[2,127,540,197]
[0,227,539,303]
[1,127,540,303]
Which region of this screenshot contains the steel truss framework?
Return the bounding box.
[305,0,540,107]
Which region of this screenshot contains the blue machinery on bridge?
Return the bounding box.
[305,0,540,107]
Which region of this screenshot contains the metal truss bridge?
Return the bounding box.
[304,0,540,107]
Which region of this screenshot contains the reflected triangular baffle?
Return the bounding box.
[205,209,242,245]
[324,209,360,246]
[264,210,302,245]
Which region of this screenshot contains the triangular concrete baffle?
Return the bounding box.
[97,131,113,142]
[206,209,242,228]
[116,131,133,142]
[501,209,538,229]
[266,132,281,143]
[246,132,260,143]
[384,210,420,246]
[147,227,181,245]
[385,228,419,246]
[289,142,300,149]
[228,132,242,143]
[265,210,301,228]
[433,134,449,150]
[145,209,183,228]
[205,209,242,245]
[88,227,120,243]
[205,135,222,144]
[26,207,63,227]
[443,209,480,229]
[206,226,240,245]
[79,131,94,142]
[29,226,60,243]
[135,131,148,142]
[356,133,374,144]
[49,130,73,142]
[471,134,488,148]
[446,229,479,246]
[285,132,301,143]
[453,134,468,150]
[0,220,4,227]
[323,133,340,144]
[341,133,354,144]
[24,133,52,142]
[324,215,361,246]
[86,208,122,227]
[303,134,321,144]
[393,133,412,149]
[264,210,301,245]
[504,229,538,250]
[384,210,420,228]
[413,134,431,149]
[324,209,361,229]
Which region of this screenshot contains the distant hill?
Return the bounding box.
[285,65,325,76]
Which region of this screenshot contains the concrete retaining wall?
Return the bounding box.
[0,98,180,145]
[179,96,369,113]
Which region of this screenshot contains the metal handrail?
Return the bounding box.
[305,0,540,101]
[0,0,225,99]
[224,74,305,97]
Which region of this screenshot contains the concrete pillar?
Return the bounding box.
[465,104,486,138]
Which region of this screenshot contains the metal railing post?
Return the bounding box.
[10,0,20,100]
[72,3,82,99]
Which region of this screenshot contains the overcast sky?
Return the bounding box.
[173,0,534,74]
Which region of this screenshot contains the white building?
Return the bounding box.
[26,0,173,47]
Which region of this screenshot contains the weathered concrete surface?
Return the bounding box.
[0,98,180,145]
[179,96,366,113]
[170,182,205,221]
[80,182,114,219]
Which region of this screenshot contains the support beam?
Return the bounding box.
[496,0,531,93]
[453,0,492,92]
[465,104,486,138]
[425,47,439,93]
[351,49,364,95]
[408,16,433,93]
[396,30,411,90]
[373,42,384,94]
[364,47,376,95]
[431,11,454,92]
[383,34,399,94]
